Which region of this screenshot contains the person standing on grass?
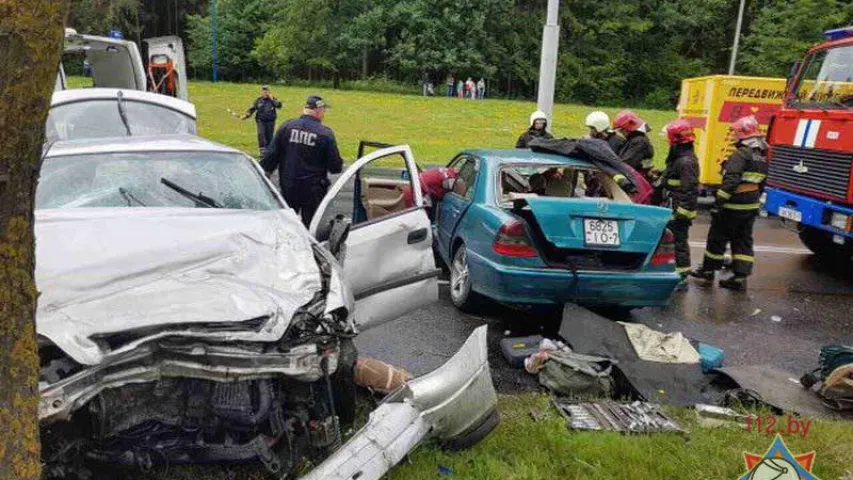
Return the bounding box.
[465,77,475,99]
[477,78,486,100]
[242,85,282,157]
[457,79,464,99]
[446,75,455,97]
[261,95,343,227]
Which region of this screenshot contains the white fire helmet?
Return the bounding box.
[585,111,611,134]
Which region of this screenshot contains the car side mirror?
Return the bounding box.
[327,215,351,263]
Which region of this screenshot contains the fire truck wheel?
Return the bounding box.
[798,226,853,262]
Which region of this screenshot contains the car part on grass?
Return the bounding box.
[299,326,499,480]
[552,399,684,433]
[695,404,747,428]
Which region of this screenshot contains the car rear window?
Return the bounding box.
[46,100,196,142]
[498,164,630,205]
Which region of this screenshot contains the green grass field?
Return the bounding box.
[67,76,677,168]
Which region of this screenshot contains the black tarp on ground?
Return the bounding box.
[558,303,727,406]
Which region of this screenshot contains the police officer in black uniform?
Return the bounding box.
[690,115,768,291]
[660,119,700,284]
[242,85,282,156]
[261,95,343,227]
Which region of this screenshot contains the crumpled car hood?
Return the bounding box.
[35,207,323,366]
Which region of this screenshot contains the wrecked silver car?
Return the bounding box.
[35,136,498,478]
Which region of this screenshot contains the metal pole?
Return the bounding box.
[211,0,219,82]
[536,0,560,130]
[728,0,746,75]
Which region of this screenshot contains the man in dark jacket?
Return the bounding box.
[585,111,624,153]
[660,119,700,282]
[516,110,554,148]
[613,110,655,180]
[242,85,282,156]
[261,95,343,227]
[690,116,768,291]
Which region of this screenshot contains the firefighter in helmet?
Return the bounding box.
[516,110,554,148]
[660,119,700,283]
[690,115,768,291]
[585,111,624,153]
[613,110,655,180]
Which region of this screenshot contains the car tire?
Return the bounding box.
[449,245,480,312]
[441,409,500,451]
[798,227,853,262]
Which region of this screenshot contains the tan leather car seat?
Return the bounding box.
[361,178,407,220]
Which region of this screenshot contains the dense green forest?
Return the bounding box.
[68,0,852,107]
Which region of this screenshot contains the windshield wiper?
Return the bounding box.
[116,90,132,136]
[119,187,146,206]
[160,177,223,208]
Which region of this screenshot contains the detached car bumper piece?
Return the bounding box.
[300,325,498,480]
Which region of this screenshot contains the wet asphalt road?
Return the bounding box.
[353,212,853,393]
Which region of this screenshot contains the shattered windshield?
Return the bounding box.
[36,151,280,210]
[791,45,853,109]
[46,100,196,142]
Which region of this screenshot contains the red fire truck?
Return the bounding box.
[764,26,853,260]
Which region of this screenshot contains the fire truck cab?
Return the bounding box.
[765,26,853,260]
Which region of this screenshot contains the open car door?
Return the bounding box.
[309,145,439,331]
[144,36,189,101]
[63,29,146,91]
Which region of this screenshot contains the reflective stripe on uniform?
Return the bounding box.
[613,174,627,183]
[741,172,767,184]
[704,251,725,260]
[733,254,755,263]
[716,190,732,200]
[676,206,697,219]
[723,202,760,210]
[667,179,682,186]
[676,266,691,273]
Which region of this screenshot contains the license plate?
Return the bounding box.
[778,207,802,223]
[584,218,620,246]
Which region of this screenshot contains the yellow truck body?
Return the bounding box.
[677,75,787,186]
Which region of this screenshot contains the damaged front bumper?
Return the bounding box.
[39,340,338,423]
[300,325,498,480]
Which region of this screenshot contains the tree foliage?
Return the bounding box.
[68,0,853,108]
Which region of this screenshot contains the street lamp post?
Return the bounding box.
[728,0,746,75]
[211,0,219,82]
[536,0,560,130]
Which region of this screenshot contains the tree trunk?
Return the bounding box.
[0,1,69,479]
[361,48,368,79]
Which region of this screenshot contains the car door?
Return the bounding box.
[64,31,146,91]
[143,36,189,101]
[309,145,439,331]
[435,155,479,262]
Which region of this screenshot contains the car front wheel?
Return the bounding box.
[450,245,480,312]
